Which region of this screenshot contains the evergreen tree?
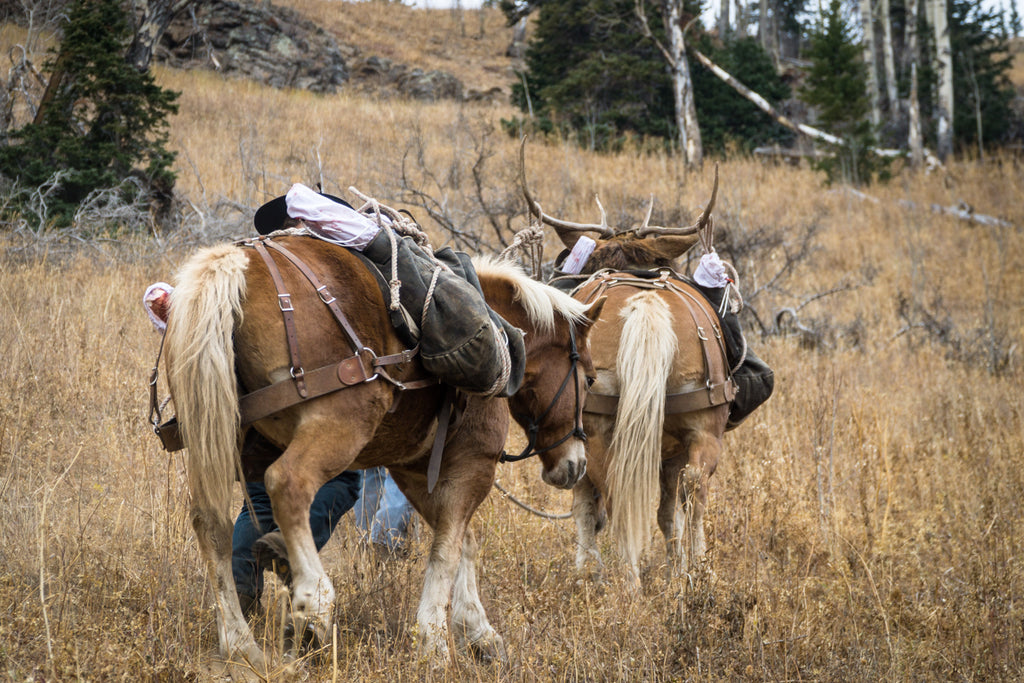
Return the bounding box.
[0,0,179,228]
[505,0,793,153]
[948,0,1015,152]
[800,0,888,184]
[692,36,794,154]
[508,0,674,149]
[912,0,1017,156]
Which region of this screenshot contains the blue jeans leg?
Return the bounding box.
[369,471,413,551]
[353,466,386,536]
[232,470,363,601]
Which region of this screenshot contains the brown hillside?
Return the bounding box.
[295,0,520,96]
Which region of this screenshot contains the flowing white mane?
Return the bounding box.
[472,255,591,336]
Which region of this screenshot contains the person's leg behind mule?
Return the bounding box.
[370,470,413,554]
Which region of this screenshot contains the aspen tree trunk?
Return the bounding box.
[909,62,924,165]
[637,0,702,166]
[665,0,702,166]
[860,0,881,126]
[127,0,195,70]
[718,0,731,39]
[907,0,924,165]
[880,0,898,115]
[928,0,953,160]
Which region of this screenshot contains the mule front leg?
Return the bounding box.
[414,517,466,660]
[451,527,507,663]
[572,475,604,575]
[192,505,266,671]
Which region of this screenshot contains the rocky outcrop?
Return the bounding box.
[159,1,349,94]
[158,0,481,103]
[349,56,463,102]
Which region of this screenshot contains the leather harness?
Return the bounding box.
[149,235,444,457]
[240,237,438,425]
[572,270,736,416]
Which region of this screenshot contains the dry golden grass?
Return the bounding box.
[2,7,1024,681]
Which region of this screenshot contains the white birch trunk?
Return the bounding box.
[665,1,702,166]
[860,0,881,127]
[928,0,953,160]
[718,0,731,39]
[880,0,898,115]
[907,0,924,166]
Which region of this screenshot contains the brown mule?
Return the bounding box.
[520,142,732,587]
[164,238,603,669]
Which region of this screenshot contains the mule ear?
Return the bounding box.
[642,234,700,260]
[583,296,607,326]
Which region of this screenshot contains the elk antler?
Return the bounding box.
[519,137,615,240]
[634,164,719,237]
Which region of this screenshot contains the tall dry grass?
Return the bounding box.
[2,11,1024,680]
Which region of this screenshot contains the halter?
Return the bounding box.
[501,324,587,463]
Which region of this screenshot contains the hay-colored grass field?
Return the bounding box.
[2,4,1024,681]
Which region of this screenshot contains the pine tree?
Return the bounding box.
[800,0,888,184]
[692,35,793,154]
[0,0,179,228]
[508,0,674,150]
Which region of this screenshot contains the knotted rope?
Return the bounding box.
[349,186,444,313]
[696,214,747,373]
[347,186,511,398]
[498,222,545,279]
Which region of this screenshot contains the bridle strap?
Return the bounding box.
[500,325,586,463]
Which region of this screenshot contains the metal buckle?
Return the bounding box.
[697,325,708,341]
[316,285,336,305]
[359,347,380,383]
[278,293,294,312]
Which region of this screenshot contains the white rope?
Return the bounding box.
[499,223,545,279]
[348,186,512,398]
[493,480,572,520]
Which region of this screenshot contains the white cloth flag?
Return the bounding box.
[560,236,597,274]
[285,183,381,251]
[694,251,729,288]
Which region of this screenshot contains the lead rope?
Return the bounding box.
[499,223,545,280]
[493,479,572,520]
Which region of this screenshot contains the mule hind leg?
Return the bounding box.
[262,410,383,653]
[678,429,721,572]
[192,504,267,671]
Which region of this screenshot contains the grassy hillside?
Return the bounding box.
[1,3,1023,680]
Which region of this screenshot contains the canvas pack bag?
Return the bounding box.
[361,230,526,398]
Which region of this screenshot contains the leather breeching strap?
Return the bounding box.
[239,236,438,426]
[573,270,736,416]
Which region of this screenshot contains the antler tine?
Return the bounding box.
[638,194,655,231]
[519,137,614,238]
[594,194,609,232]
[634,164,720,237]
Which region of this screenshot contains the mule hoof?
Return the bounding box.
[470,633,508,665]
[284,619,329,661]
